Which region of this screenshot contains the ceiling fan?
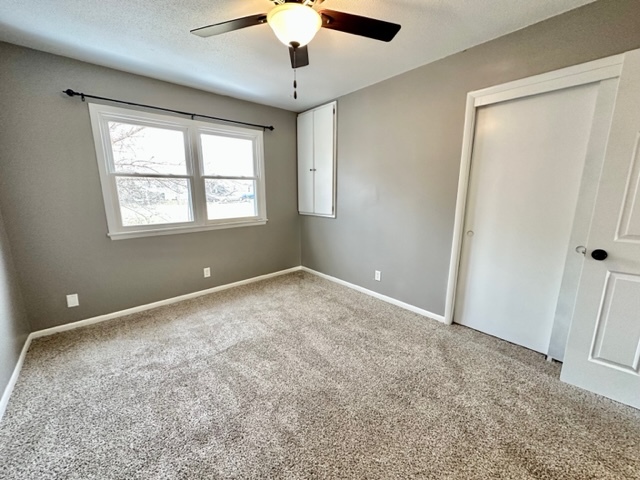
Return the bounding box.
[190,0,402,70]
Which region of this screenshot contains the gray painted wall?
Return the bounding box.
[0,206,30,395]
[0,42,300,331]
[300,0,640,317]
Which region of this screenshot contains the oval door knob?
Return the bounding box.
[591,249,608,261]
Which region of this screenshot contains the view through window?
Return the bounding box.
[89,104,266,239]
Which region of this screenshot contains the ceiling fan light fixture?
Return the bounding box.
[267,3,322,47]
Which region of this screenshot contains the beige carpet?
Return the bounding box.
[0,272,638,479]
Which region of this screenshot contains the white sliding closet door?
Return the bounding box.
[454,84,599,353]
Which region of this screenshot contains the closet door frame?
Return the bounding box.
[444,54,624,326]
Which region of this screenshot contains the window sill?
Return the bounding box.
[107,219,268,240]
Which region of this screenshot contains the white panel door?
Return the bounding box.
[455,84,599,353]
[562,49,640,409]
[313,103,335,216]
[297,110,314,214]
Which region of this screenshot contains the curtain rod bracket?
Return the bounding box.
[62,88,275,131]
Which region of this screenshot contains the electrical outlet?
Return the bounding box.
[203,267,211,278]
[374,270,381,282]
[66,294,79,308]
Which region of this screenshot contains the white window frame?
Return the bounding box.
[88,103,267,240]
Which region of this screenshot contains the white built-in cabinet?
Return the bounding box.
[297,101,337,217]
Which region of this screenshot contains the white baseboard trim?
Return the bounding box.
[300,267,446,323]
[31,266,303,340]
[0,334,33,422]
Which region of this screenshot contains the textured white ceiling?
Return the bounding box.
[0,0,595,112]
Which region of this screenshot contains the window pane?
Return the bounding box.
[205,180,256,220]
[108,122,187,175]
[116,177,192,226]
[201,134,254,177]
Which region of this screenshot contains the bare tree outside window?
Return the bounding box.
[108,122,192,226]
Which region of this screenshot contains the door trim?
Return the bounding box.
[444,54,625,326]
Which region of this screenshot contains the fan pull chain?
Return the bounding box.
[292,46,298,100]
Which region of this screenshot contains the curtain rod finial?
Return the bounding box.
[63,89,77,97]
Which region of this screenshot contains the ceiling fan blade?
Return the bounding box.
[289,45,310,69]
[319,9,401,42]
[191,14,267,38]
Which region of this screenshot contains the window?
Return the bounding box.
[89,104,267,239]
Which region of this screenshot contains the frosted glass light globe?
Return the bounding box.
[267,3,322,47]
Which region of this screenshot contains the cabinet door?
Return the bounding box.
[297,110,314,214]
[313,103,335,216]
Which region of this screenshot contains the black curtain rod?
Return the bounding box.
[62,89,275,131]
